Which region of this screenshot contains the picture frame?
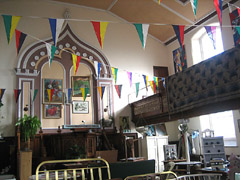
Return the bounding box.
[119,116,131,132]
[43,104,61,119]
[71,76,91,97]
[72,101,89,114]
[43,79,63,104]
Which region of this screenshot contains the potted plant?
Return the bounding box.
[15,114,41,150]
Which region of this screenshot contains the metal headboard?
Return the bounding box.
[35,158,111,180]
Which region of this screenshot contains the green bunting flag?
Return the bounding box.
[81,88,89,101]
[190,0,198,17]
[46,43,57,67]
[135,82,140,98]
[31,89,38,102]
[154,77,158,89]
[111,67,118,84]
[134,23,149,49]
[2,15,21,44]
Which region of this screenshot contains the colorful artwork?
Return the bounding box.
[72,76,90,97]
[44,104,61,119]
[229,9,240,46]
[172,45,187,73]
[43,79,63,103]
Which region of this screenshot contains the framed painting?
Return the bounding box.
[119,116,131,132]
[43,79,63,104]
[172,45,187,73]
[72,101,89,114]
[43,104,61,119]
[72,76,91,97]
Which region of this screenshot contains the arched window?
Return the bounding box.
[191,23,237,146]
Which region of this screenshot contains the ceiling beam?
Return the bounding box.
[153,0,194,24]
[164,0,238,46]
[107,0,118,11]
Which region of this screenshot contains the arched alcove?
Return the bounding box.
[15,23,114,131]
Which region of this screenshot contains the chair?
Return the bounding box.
[124,171,178,180]
[33,158,111,180]
[175,173,222,180]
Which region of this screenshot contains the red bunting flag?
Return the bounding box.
[14,89,21,103]
[91,21,109,48]
[47,89,54,103]
[204,26,217,49]
[15,29,27,55]
[114,85,122,98]
[172,25,185,48]
[72,54,81,75]
[213,0,223,26]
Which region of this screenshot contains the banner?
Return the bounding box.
[134,23,149,48]
[15,29,27,55]
[48,18,64,46]
[91,21,109,48]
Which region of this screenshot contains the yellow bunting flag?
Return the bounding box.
[72,54,81,75]
[91,21,109,48]
[111,67,118,84]
[154,77,158,89]
[47,89,54,102]
[97,87,102,99]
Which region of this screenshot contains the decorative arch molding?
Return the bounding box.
[16,23,112,78]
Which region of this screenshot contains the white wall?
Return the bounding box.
[166,1,240,155]
[0,0,170,136]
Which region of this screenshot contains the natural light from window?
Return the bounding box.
[191,23,237,146]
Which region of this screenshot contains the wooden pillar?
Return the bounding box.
[19,151,32,180]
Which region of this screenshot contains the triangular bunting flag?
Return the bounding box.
[97,86,105,100]
[154,77,158,89]
[14,89,21,103]
[158,0,162,4]
[91,21,109,48]
[47,89,54,103]
[81,88,89,101]
[214,0,223,26]
[0,89,5,101]
[111,67,118,84]
[46,43,57,67]
[134,23,149,48]
[149,81,156,93]
[127,72,132,87]
[136,82,140,98]
[190,0,198,17]
[31,89,38,102]
[172,25,185,48]
[235,8,240,35]
[68,88,72,103]
[114,85,122,98]
[205,26,217,49]
[72,54,81,75]
[142,75,148,90]
[48,18,64,46]
[162,78,166,88]
[98,62,101,79]
[2,15,21,44]
[15,29,27,55]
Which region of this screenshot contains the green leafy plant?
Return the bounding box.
[66,144,86,159]
[15,114,41,142]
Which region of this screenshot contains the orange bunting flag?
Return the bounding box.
[72,54,81,75]
[97,86,105,99]
[114,85,122,98]
[47,89,54,103]
[2,15,21,44]
[91,21,109,48]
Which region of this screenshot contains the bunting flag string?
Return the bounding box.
[46,43,57,67]
[48,18,64,46]
[31,89,38,102]
[134,23,149,49]
[172,25,185,48]
[91,21,109,48]
[135,82,140,98]
[15,29,27,55]
[114,85,122,98]
[214,0,223,26]
[2,15,21,44]
[72,54,81,75]
[190,0,198,17]
[14,89,22,103]
[205,26,217,49]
